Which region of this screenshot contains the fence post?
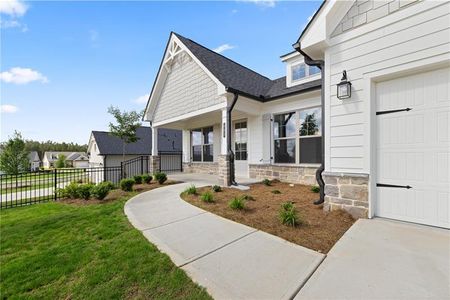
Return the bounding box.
[120,162,123,180]
[141,156,144,175]
[54,168,57,201]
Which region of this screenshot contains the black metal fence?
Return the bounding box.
[160,151,183,173]
[0,156,152,209]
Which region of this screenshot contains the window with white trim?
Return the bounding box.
[273,107,322,164]
[234,121,247,161]
[191,127,213,162]
[291,63,321,81]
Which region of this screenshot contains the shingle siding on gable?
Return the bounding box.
[153,53,224,124]
[331,0,420,37]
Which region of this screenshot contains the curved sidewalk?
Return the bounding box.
[125,180,325,300]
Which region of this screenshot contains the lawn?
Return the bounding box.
[0,185,211,299]
[181,180,356,253]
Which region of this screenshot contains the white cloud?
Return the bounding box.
[0,67,48,84]
[0,19,28,32]
[1,104,19,114]
[239,0,277,8]
[0,0,28,17]
[132,94,150,105]
[213,44,235,54]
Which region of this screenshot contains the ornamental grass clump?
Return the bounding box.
[271,189,281,194]
[262,179,271,186]
[279,201,300,227]
[184,184,197,195]
[229,196,245,210]
[311,186,320,193]
[211,185,222,192]
[200,191,214,203]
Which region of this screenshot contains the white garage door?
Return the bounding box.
[376,67,450,229]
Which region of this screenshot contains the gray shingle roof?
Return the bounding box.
[91,127,181,156]
[173,33,321,101]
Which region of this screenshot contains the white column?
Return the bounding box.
[182,130,191,162]
[221,108,229,155]
[151,126,158,156]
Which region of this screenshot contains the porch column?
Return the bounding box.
[218,108,231,186]
[150,126,160,173]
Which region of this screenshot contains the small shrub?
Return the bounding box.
[133,175,143,184]
[242,194,254,201]
[59,182,79,199]
[262,178,271,186]
[91,183,110,200]
[101,181,116,190]
[211,185,222,192]
[120,178,135,192]
[271,189,281,194]
[77,183,94,200]
[279,201,299,227]
[201,191,214,203]
[154,172,167,184]
[311,186,320,193]
[184,184,197,195]
[142,174,152,184]
[229,196,245,210]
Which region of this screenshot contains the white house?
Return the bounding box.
[87,126,181,167]
[28,151,41,171]
[42,152,89,168]
[144,0,449,228]
[295,0,449,228]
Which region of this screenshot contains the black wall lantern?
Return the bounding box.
[337,70,352,100]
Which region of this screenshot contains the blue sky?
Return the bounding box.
[1,0,321,144]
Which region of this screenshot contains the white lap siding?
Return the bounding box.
[325,0,450,173]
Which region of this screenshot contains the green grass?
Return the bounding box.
[0,194,212,299]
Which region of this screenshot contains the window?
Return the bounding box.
[234,121,247,161]
[273,108,322,164]
[191,127,213,162]
[291,63,321,81]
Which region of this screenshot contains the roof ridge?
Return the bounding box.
[173,32,273,83]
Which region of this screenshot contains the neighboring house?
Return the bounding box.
[87,126,181,167]
[42,152,89,168]
[293,0,449,228]
[28,151,41,171]
[144,0,449,230]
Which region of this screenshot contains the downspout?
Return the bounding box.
[227,92,239,185]
[294,44,325,205]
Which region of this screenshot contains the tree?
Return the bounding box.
[24,140,87,159]
[56,154,66,168]
[0,131,30,174]
[107,106,143,163]
[300,113,319,136]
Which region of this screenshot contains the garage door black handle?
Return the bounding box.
[376,108,412,115]
[377,183,412,189]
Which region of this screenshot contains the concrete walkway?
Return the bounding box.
[125,179,325,300]
[296,218,450,300]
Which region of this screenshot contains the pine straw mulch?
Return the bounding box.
[181,180,355,253]
[58,180,180,206]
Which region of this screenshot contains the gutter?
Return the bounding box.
[294,44,325,205]
[226,90,239,185]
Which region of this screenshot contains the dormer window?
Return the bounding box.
[291,63,320,82]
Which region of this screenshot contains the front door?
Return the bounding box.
[233,120,249,178]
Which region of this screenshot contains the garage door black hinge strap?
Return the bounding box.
[376,108,412,115]
[377,183,412,189]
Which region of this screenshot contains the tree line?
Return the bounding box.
[24,140,87,159]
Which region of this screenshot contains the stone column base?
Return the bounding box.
[150,156,160,173]
[322,172,369,219]
[218,154,231,186]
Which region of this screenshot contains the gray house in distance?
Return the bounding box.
[87,126,182,168]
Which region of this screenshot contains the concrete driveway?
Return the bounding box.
[295,218,450,300]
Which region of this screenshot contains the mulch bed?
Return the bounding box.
[58,180,179,206]
[181,181,355,253]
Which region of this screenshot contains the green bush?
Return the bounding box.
[211,185,222,192]
[279,201,299,227]
[154,172,167,184]
[262,178,271,186]
[120,178,135,192]
[271,190,281,194]
[311,186,320,193]
[229,196,245,210]
[77,183,94,200]
[184,184,197,195]
[59,182,79,199]
[200,191,214,203]
[242,194,254,201]
[91,182,112,200]
[142,174,152,184]
[133,175,143,184]
[101,181,116,190]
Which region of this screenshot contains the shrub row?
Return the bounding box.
[120,172,168,192]
[59,181,115,200]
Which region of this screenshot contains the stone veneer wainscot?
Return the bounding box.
[249,164,318,186]
[182,162,219,175]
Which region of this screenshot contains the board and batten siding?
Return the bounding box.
[152,52,225,124]
[325,0,450,173]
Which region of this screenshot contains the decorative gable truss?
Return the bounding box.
[144,33,227,125]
